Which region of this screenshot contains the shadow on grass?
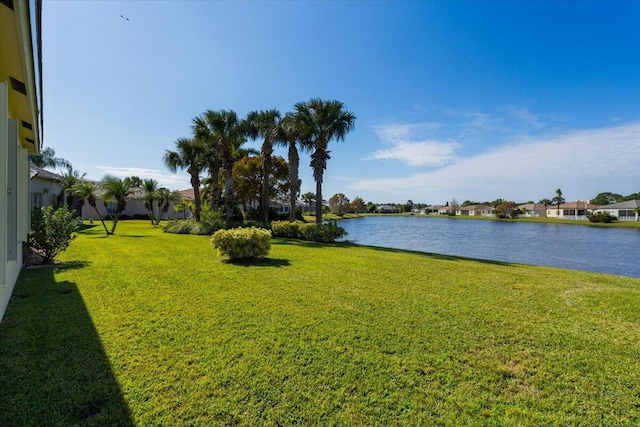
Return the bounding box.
[0,263,134,425]
[224,257,291,268]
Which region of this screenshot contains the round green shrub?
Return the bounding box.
[270,220,306,239]
[211,227,271,260]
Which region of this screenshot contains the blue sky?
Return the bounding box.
[43,1,640,205]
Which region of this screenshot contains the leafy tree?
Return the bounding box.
[29,206,78,264]
[72,181,110,235]
[30,146,71,169]
[495,201,518,219]
[101,175,135,235]
[553,188,565,216]
[293,98,356,224]
[163,138,205,222]
[404,199,414,213]
[350,196,366,214]
[329,193,350,215]
[449,198,460,216]
[591,192,622,205]
[490,198,505,208]
[244,109,281,222]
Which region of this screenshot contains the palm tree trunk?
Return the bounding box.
[288,142,299,222]
[315,178,323,224]
[262,150,272,223]
[191,174,201,222]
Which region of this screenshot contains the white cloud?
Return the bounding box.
[350,122,640,203]
[370,123,459,167]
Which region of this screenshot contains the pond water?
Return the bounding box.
[338,216,640,278]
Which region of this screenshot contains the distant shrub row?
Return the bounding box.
[271,220,347,243]
[163,218,269,235]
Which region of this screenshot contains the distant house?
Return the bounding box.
[594,200,640,221]
[438,205,454,215]
[457,204,493,216]
[518,203,547,218]
[30,166,61,209]
[546,201,598,220]
[377,205,397,213]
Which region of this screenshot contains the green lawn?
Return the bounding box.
[1,221,640,425]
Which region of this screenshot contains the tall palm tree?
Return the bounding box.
[293,98,356,224]
[141,178,159,225]
[101,175,134,235]
[194,110,247,225]
[276,113,305,221]
[192,115,222,212]
[30,146,70,169]
[56,166,86,211]
[73,181,109,235]
[553,188,565,217]
[301,192,315,214]
[539,198,552,218]
[163,138,205,222]
[244,109,281,222]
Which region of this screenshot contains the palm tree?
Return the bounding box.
[244,109,281,223]
[73,181,110,235]
[194,110,247,225]
[293,98,356,224]
[155,188,180,225]
[101,175,134,235]
[192,115,222,212]
[174,199,193,220]
[56,166,86,211]
[30,146,70,169]
[141,178,159,225]
[301,192,315,214]
[553,188,565,217]
[276,113,306,221]
[163,138,205,222]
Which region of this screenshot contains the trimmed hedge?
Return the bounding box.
[271,220,347,243]
[211,227,271,260]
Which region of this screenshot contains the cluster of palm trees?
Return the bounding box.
[164,98,356,225]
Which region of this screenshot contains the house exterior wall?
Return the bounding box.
[30,175,61,208]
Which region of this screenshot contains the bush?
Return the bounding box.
[299,222,347,243]
[211,227,271,260]
[163,218,227,235]
[587,211,617,223]
[271,220,306,238]
[29,206,79,264]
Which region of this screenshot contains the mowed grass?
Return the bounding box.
[1,221,640,426]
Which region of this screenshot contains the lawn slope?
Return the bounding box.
[1,221,639,425]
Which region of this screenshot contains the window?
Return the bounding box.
[32,192,42,208]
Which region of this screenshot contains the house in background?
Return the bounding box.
[593,200,640,221]
[1,0,43,320]
[80,186,187,221]
[546,201,598,220]
[457,204,493,216]
[30,165,61,209]
[518,203,547,218]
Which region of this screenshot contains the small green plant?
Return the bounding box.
[163,218,227,235]
[29,206,79,264]
[211,227,271,260]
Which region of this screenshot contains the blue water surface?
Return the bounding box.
[338,216,640,278]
